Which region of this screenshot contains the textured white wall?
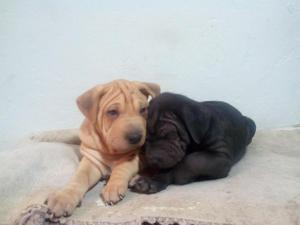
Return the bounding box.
[1,0,300,149]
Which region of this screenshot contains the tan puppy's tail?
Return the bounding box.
[26,128,81,145]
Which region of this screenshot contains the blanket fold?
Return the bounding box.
[13,204,231,225]
[1,128,300,225]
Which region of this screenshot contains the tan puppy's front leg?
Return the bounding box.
[101,156,139,205]
[46,157,102,217]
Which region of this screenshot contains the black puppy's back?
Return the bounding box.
[201,100,256,143]
[151,93,256,162]
[191,100,255,162]
[244,116,256,145]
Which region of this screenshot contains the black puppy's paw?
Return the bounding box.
[130,176,167,194]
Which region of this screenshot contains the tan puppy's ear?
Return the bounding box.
[136,82,161,98]
[76,85,106,122]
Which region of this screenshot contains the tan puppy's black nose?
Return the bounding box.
[126,131,142,145]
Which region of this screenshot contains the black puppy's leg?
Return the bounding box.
[130,172,172,194]
[130,150,232,194]
[171,150,232,185]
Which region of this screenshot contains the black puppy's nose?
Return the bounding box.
[148,156,161,166]
[126,132,142,145]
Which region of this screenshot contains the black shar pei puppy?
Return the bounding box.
[130,92,256,194]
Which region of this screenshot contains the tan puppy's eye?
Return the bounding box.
[107,109,119,118]
[140,107,147,114]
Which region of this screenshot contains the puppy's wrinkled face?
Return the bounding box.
[99,91,148,153]
[77,80,160,154]
[144,112,190,169]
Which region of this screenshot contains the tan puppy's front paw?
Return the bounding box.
[46,189,81,217]
[101,182,127,205]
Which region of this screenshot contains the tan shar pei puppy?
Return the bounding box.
[45,80,160,217]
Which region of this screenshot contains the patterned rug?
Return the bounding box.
[13,205,231,225]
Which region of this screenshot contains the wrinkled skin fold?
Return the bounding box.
[130,92,256,194]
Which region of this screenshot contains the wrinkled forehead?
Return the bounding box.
[148,111,177,132]
[100,84,148,111]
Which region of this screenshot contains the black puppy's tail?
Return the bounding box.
[244,116,256,145]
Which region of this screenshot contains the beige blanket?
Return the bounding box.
[1,128,299,225]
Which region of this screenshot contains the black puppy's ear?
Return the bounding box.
[181,106,209,144]
[146,100,159,133]
[163,112,190,143]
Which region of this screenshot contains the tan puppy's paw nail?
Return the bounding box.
[46,190,80,217]
[101,183,127,205]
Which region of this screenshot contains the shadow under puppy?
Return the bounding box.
[130,92,256,194]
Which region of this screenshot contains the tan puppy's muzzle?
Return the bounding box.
[123,117,146,146]
[108,115,146,153]
[126,129,143,145]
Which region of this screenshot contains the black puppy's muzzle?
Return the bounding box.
[144,146,175,169]
[144,140,187,169]
[145,153,162,167]
[144,144,163,167]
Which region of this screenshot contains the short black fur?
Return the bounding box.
[130,92,256,194]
